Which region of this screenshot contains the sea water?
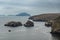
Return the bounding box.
[0,16,59,40]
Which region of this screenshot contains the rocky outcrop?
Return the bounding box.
[4,21,22,27]
[24,20,34,27]
[29,13,60,22]
[45,22,52,27]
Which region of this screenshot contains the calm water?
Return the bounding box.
[0,16,60,40]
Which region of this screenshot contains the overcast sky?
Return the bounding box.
[0,0,60,15]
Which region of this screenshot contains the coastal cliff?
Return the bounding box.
[51,16,60,33]
[29,13,60,22]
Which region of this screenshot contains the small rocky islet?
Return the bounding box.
[24,20,34,27]
[4,21,22,27]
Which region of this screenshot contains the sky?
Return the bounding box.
[0,0,60,15]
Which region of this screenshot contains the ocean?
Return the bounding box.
[0,16,59,40]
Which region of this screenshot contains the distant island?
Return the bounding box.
[16,12,31,16]
[0,12,31,16]
[29,13,60,22]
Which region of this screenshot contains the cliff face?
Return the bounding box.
[51,16,60,33]
[29,13,60,21]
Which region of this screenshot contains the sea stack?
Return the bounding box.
[4,21,22,27]
[24,20,34,27]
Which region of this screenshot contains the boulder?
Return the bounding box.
[24,20,34,27]
[4,21,22,27]
[8,30,11,32]
[45,22,52,27]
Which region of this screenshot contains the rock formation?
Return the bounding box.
[51,16,60,34]
[45,22,52,27]
[4,21,22,27]
[29,13,60,22]
[24,20,34,27]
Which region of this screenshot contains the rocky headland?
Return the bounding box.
[29,13,60,22]
[51,16,60,34]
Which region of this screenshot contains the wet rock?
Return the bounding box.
[4,21,22,27]
[45,22,52,27]
[17,22,22,26]
[24,20,34,27]
[8,30,11,32]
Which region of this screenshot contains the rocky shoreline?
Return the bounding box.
[29,13,60,34]
[29,13,60,22]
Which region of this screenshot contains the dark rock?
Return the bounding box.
[24,20,34,27]
[4,21,22,27]
[45,22,52,27]
[51,33,60,40]
[5,24,9,26]
[50,31,60,34]
[8,30,11,32]
[17,22,22,26]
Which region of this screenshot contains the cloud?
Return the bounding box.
[0,0,60,15]
[0,0,60,6]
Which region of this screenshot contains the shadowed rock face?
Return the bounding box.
[24,20,34,27]
[4,21,22,27]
